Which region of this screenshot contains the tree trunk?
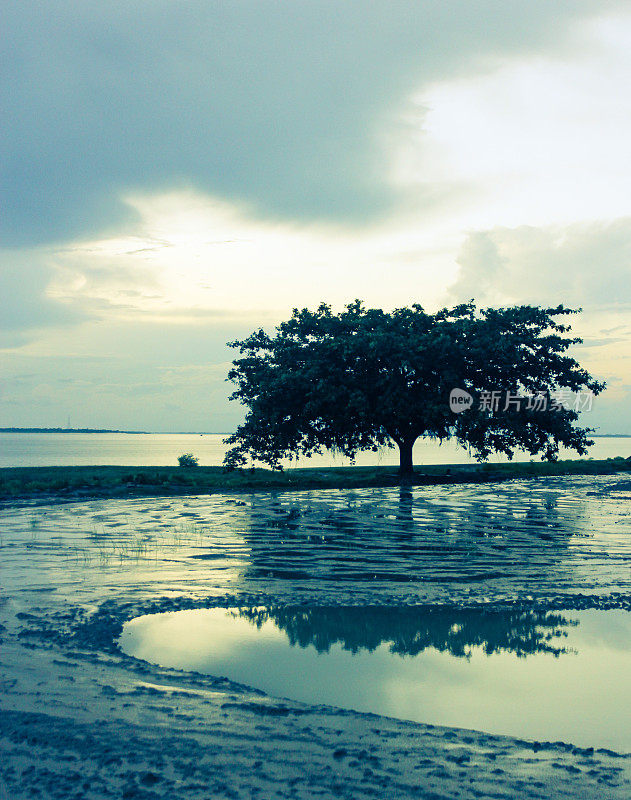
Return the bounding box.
[398,438,415,476]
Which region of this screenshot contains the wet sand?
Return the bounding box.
[1,475,631,798]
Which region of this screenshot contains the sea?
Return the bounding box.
[0,432,630,469]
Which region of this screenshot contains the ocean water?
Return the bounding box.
[0,432,629,469]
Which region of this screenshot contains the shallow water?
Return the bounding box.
[2,476,631,605]
[120,605,631,752]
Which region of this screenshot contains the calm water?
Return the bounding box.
[1,432,630,468]
[120,606,631,752]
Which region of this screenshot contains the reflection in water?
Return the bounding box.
[119,606,631,752]
[396,487,414,526]
[10,477,631,605]
[235,606,577,658]
[237,485,589,588]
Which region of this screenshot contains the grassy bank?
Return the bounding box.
[0,457,630,502]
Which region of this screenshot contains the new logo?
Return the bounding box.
[449,388,473,413]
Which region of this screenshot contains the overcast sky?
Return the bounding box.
[2,1,630,433]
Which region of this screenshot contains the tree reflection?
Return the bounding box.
[237,485,588,586]
[234,606,577,658]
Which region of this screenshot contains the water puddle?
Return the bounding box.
[119,606,631,751]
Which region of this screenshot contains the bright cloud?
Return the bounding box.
[42,191,457,321]
[392,12,631,230]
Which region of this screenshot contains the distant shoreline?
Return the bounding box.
[0,429,628,437]
[0,428,151,434]
[0,428,231,435]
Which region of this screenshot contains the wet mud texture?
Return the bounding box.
[1,475,631,799]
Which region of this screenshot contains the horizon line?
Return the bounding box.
[0,428,630,438]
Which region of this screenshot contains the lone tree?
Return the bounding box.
[223,301,605,475]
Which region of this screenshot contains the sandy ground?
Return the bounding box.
[1,475,631,799]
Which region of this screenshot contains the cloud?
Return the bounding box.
[0,320,254,430]
[0,250,88,346]
[2,0,626,246]
[4,2,631,433]
[25,189,459,324]
[447,217,631,432]
[450,217,631,309]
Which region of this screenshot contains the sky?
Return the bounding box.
[2,1,630,433]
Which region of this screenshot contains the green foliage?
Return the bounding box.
[223,300,605,473]
[177,453,199,468]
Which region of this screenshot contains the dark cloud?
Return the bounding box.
[2,0,624,246]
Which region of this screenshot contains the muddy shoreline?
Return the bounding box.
[2,476,631,798]
[2,458,630,508]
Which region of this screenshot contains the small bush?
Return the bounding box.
[178,453,199,468]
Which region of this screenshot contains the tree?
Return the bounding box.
[177,453,199,467]
[222,300,605,475]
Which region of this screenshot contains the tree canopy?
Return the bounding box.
[223,301,605,474]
